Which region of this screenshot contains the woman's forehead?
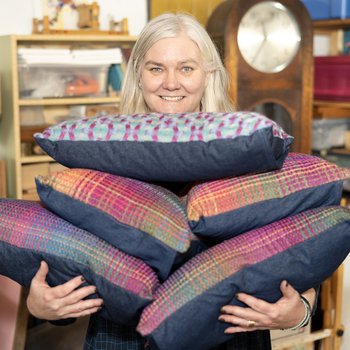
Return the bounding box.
[145,36,202,61]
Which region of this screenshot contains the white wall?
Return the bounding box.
[0,0,147,36]
[0,1,349,350]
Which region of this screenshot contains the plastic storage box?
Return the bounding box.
[312,118,350,151]
[314,56,350,101]
[19,64,109,99]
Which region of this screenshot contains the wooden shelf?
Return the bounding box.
[21,155,54,164]
[314,100,350,108]
[328,148,350,155]
[19,96,121,106]
[313,19,350,29]
[14,34,137,44]
[314,100,350,119]
[272,329,332,350]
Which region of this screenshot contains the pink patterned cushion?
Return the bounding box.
[137,206,350,349]
[36,168,193,279]
[0,199,159,326]
[186,153,350,241]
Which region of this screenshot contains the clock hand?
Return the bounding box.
[252,23,267,64]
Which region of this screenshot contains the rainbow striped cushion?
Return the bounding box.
[137,206,350,350]
[35,169,192,279]
[34,112,293,182]
[0,199,159,326]
[186,153,350,242]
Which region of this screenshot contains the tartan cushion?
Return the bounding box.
[35,169,193,280]
[0,199,159,326]
[186,153,350,242]
[34,112,293,182]
[137,206,350,350]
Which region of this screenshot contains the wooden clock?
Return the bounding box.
[207,0,313,153]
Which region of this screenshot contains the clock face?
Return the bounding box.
[237,1,301,73]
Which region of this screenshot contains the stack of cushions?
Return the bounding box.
[0,199,159,326]
[0,112,349,349]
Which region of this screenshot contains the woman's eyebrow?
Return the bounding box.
[144,60,163,66]
[144,59,200,67]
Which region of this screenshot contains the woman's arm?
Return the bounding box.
[218,280,316,333]
[26,261,104,320]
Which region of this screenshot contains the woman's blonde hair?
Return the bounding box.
[120,13,234,114]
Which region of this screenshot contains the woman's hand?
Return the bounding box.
[26,261,104,320]
[218,280,316,334]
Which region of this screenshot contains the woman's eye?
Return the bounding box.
[182,66,194,73]
[150,67,162,73]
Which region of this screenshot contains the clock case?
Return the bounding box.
[207,0,313,153]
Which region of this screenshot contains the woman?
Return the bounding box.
[27,13,317,350]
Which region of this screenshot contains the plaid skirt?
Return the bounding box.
[84,315,271,350]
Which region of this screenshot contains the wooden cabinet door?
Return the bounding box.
[150,0,223,26]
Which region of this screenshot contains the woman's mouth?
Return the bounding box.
[160,96,184,101]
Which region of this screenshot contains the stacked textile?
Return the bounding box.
[0,112,350,349]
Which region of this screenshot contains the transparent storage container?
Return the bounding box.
[18,64,109,99]
[312,118,350,151]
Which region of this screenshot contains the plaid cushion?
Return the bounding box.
[137,206,350,350]
[186,153,350,241]
[36,168,192,280]
[34,112,293,182]
[0,199,159,326]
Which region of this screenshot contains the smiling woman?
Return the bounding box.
[25,12,317,350]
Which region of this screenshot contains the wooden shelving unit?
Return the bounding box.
[0,34,136,201]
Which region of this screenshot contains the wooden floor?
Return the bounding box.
[25,316,89,350]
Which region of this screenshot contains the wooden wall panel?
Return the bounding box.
[150,0,224,27]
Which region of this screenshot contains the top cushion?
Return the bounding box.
[186,153,350,242]
[34,112,293,182]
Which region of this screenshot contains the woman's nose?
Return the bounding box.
[162,71,180,90]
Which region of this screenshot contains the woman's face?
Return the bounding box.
[139,35,210,113]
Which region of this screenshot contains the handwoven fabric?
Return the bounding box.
[35,112,290,142]
[34,112,293,182]
[36,168,192,280]
[186,153,350,241]
[137,206,350,350]
[0,199,159,326]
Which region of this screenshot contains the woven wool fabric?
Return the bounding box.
[36,168,190,252]
[186,153,350,241]
[137,206,350,348]
[34,112,293,182]
[0,199,159,325]
[34,112,291,142]
[35,168,193,280]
